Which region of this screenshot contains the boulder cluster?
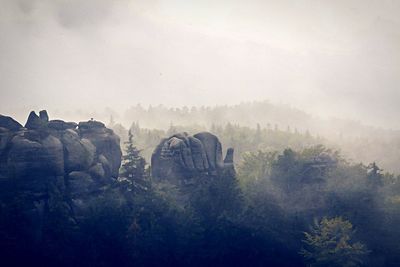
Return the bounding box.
[0,110,233,222]
[0,110,122,219]
[151,132,234,183]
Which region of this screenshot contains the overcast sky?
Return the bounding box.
[1,0,399,128]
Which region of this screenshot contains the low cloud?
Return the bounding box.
[1,0,400,129]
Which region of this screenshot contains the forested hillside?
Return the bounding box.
[108,101,400,174]
[2,111,400,266]
[2,1,400,266]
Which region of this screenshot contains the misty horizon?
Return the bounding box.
[2,2,400,266]
[1,0,400,129]
[3,99,400,133]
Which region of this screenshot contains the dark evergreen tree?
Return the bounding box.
[120,130,149,193]
[300,217,369,267]
[367,162,383,187]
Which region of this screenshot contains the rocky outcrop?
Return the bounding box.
[0,114,23,131]
[0,110,122,221]
[151,132,234,182]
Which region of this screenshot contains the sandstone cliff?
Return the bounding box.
[0,110,122,220]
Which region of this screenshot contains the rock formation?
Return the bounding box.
[151,132,234,182]
[1,111,234,233]
[0,110,122,221]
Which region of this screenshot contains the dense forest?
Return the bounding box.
[103,103,399,177]
[2,113,400,266]
[98,101,400,174]
[2,0,400,266]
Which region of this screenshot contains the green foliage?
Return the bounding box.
[275,146,338,188]
[366,162,383,187]
[120,130,149,193]
[300,217,369,267]
[4,128,400,267]
[236,144,400,266]
[238,145,339,194]
[237,150,277,186]
[190,169,243,224]
[120,101,400,173]
[112,121,324,169]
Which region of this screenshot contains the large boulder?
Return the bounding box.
[8,133,64,179]
[188,136,209,171]
[25,111,46,130]
[62,129,95,172]
[0,110,122,224]
[39,110,49,122]
[48,120,77,131]
[0,128,13,178]
[7,134,43,179]
[41,135,65,175]
[194,132,224,170]
[79,121,122,178]
[7,133,64,195]
[0,127,13,151]
[151,131,234,181]
[0,114,23,131]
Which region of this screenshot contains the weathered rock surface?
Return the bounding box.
[62,129,95,172]
[151,131,234,182]
[25,111,45,130]
[0,114,23,131]
[0,110,122,223]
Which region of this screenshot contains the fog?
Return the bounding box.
[1,0,400,129]
[2,2,400,266]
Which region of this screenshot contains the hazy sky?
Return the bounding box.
[1,0,400,128]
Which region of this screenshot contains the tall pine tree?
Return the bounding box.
[121,130,149,193]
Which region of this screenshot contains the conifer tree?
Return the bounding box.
[121,130,149,193]
[300,217,369,267]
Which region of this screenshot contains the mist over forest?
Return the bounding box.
[2,0,400,267]
[43,100,400,174]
